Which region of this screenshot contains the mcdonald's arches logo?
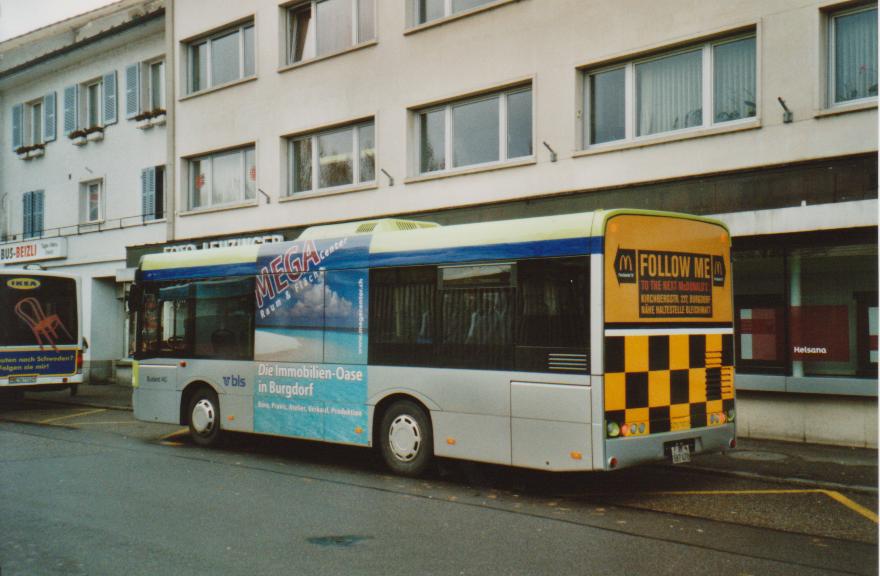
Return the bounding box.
[712,256,726,287]
[614,248,637,284]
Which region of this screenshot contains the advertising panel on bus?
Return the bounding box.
[252,235,371,445]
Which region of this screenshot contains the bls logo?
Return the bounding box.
[614,248,637,284]
[223,375,247,388]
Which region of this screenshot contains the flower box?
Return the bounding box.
[151,113,166,127]
[28,147,44,158]
[136,119,153,130]
[72,136,87,146]
[86,130,104,142]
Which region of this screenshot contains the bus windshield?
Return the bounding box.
[0,275,78,347]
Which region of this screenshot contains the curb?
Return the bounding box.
[28,397,133,413]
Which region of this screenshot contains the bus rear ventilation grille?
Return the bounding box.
[548,353,588,373]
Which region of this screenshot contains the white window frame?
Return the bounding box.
[146,59,166,112]
[287,120,375,196]
[187,146,256,210]
[186,22,255,95]
[827,4,878,108]
[416,85,533,175]
[414,0,496,25]
[582,33,758,148]
[25,99,43,146]
[286,0,374,65]
[83,79,103,129]
[80,179,104,224]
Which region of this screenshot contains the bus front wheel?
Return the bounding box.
[379,400,434,477]
[188,388,222,447]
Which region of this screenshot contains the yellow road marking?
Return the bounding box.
[599,488,878,524]
[821,490,879,524]
[38,408,106,424]
[77,421,141,425]
[157,427,188,446]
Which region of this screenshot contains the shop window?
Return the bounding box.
[791,244,878,378]
[732,248,787,374]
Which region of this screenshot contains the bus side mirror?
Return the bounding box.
[82,337,89,351]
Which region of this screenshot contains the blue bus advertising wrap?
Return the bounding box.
[253,235,370,445]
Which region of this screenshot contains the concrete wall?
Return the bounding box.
[737,390,878,448]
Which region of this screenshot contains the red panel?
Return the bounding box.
[790,305,850,362]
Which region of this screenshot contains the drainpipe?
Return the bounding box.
[164,0,176,242]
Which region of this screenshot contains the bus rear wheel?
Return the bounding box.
[188,387,222,447]
[379,400,433,477]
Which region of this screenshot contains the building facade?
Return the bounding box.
[0,0,167,382]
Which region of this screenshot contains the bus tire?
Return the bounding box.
[379,400,433,477]
[188,387,222,447]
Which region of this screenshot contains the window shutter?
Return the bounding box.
[126,63,141,119]
[22,192,32,238]
[43,92,57,143]
[63,85,78,135]
[33,190,44,236]
[12,103,23,150]
[103,71,117,126]
[141,167,156,220]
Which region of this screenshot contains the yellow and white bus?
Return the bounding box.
[131,209,735,476]
[0,269,83,397]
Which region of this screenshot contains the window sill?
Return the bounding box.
[280,182,378,202]
[814,99,877,119]
[278,40,378,75]
[178,200,259,217]
[404,156,536,185]
[179,75,257,102]
[405,0,519,35]
[574,120,761,158]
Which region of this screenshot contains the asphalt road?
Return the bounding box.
[0,399,877,575]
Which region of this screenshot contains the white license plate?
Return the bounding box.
[671,442,691,464]
[9,376,36,384]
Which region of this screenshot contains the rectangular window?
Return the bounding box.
[22,190,44,239]
[86,81,102,128]
[287,120,375,195]
[30,101,42,145]
[139,278,255,360]
[416,0,494,24]
[186,21,255,94]
[287,0,374,65]
[369,257,589,372]
[829,5,878,105]
[81,180,103,223]
[188,146,256,210]
[149,60,165,111]
[417,85,532,174]
[583,33,756,146]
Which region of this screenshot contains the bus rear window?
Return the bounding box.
[0,276,78,347]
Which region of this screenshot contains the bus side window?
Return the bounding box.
[515,257,589,373]
[369,267,437,367]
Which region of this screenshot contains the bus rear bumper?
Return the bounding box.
[604,424,735,470]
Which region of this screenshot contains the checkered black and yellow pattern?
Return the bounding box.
[604,333,734,435]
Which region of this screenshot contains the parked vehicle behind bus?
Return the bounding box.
[0,270,83,398]
[131,209,735,475]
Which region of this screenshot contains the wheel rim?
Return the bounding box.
[191,398,216,435]
[388,414,421,462]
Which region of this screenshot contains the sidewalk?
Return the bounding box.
[24,382,878,493]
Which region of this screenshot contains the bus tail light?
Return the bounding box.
[76,350,83,372]
[606,421,620,438]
